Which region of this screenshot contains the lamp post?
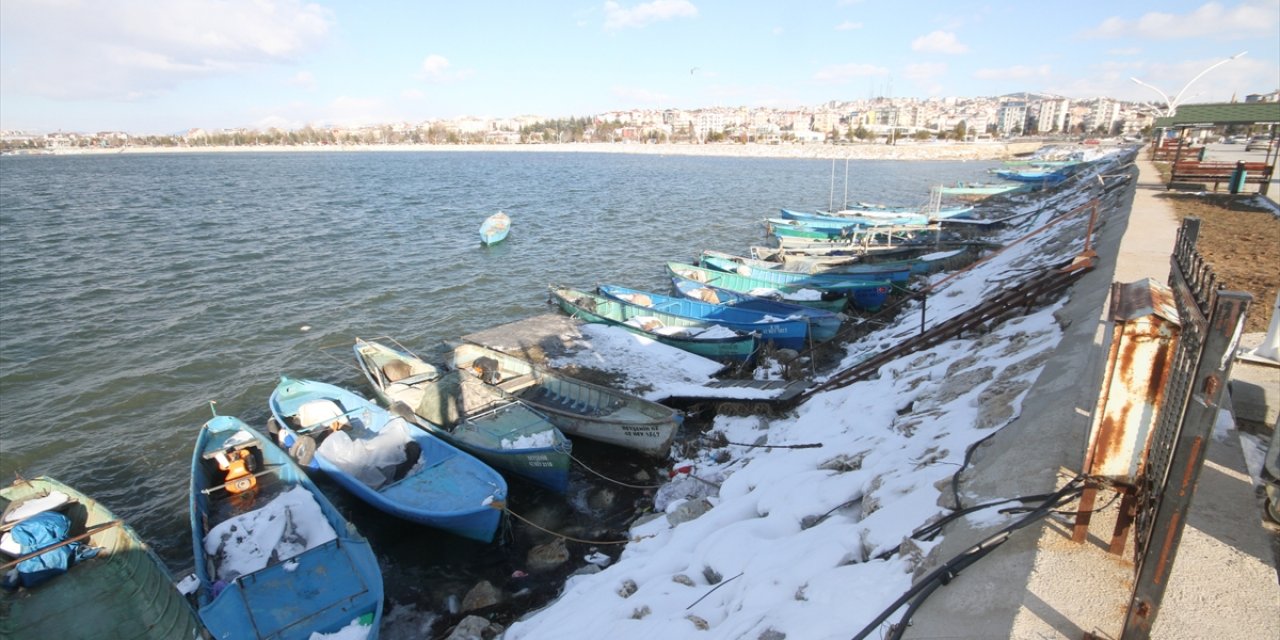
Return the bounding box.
[1130,51,1247,117]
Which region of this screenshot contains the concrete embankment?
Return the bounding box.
[905,159,1280,639]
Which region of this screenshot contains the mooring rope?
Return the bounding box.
[501,504,634,545]
[567,452,665,490]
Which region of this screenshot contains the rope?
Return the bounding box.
[686,571,745,610]
[721,440,822,450]
[502,505,634,545]
[567,452,665,490]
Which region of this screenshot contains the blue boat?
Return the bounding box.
[353,338,572,494]
[701,250,912,284]
[191,413,384,639]
[668,276,842,343]
[549,284,759,365]
[597,283,812,350]
[699,254,894,312]
[665,261,849,314]
[267,376,509,540]
[991,168,1071,185]
[780,204,973,227]
[479,211,510,245]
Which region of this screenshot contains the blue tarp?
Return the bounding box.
[3,512,98,589]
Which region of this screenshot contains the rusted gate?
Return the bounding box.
[1120,217,1251,639]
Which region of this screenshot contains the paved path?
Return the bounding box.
[906,158,1280,639]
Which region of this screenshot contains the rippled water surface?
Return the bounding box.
[0,150,997,628]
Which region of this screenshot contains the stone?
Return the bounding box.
[666,498,713,526]
[526,538,570,572]
[460,580,503,613]
[444,615,501,640]
[618,579,638,598]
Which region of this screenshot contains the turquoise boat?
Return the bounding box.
[937,182,1029,200]
[665,261,849,314]
[699,255,894,312]
[549,285,759,365]
[445,342,682,456]
[267,375,511,535]
[479,211,510,245]
[1,477,204,639]
[668,276,842,343]
[191,413,383,638]
[701,249,912,284]
[353,338,571,493]
[598,283,812,350]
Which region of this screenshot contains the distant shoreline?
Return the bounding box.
[24,140,1045,162]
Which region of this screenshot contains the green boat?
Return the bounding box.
[1,476,204,639]
[937,182,1030,200]
[353,337,571,493]
[666,262,849,313]
[549,285,759,365]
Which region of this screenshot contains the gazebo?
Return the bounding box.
[1151,101,1280,194]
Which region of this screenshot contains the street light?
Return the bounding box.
[1130,51,1247,117]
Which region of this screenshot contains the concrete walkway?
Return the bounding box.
[906,159,1280,639]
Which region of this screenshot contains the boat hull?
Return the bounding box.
[446,343,682,456]
[479,212,510,245]
[549,285,759,364]
[1,477,205,640]
[191,415,384,638]
[598,283,812,350]
[668,276,842,342]
[665,262,849,314]
[700,255,894,312]
[352,339,572,493]
[268,376,510,538]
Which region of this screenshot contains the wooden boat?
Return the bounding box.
[937,182,1029,200]
[753,246,969,277]
[991,168,1071,185]
[597,283,812,350]
[772,223,941,254]
[668,276,842,343]
[782,204,974,225]
[352,339,571,493]
[700,254,894,312]
[665,262,848,314]
[839,202,976,219]
[479,211,511,245]
[267,376,510,537]
[0,476,204,639]
[701,249,912,284]
[191,413,383,638]
[549,285,759,365]
[445,342,682,456]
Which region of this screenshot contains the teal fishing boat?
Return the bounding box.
[353,338,571,493]
[665,261,849,314]
[1,476,204,639]
[699,254,894,312]
[479,211,511,245]
[549,285,759,365]
[191,413,384,638]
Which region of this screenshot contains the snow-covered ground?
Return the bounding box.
[504,151,1131,639]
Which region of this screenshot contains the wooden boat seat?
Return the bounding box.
[497,374,537,393]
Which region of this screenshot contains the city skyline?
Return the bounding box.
[1,0,1277,135]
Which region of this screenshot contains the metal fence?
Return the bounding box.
[1121,217,1252,639]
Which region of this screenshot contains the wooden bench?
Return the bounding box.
[1168,160,1274,192]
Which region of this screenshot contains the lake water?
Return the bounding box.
[0,149,998,632]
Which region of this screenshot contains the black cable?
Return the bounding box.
[851,476,1085,640]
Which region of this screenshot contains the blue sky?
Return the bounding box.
[1,0,1277,134]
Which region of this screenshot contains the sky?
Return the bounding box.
[1,0,1277,135]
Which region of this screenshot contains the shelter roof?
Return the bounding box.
[1153,102,1280,128]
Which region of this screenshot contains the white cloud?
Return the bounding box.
[603,0,698,30]
[835,21,863,31]
[1082,1,1278,40]
[0,0,333,100]
[974,64,1052,80]
[911,30,968,54]
[1108,47,1142,56]
[290,71,316,90]
[416,54,473,83]
[813,63,890,83]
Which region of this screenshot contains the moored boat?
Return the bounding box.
[598,283,812,350]
[937,182,1029,200]
[701,249,912,284]
[352,338,571,493]
[665,261,849,314]
[699,254,895,312]
[549,285,759,365]
[479,211,511,245]
[445,342,682,456]
[668,276,843,343]
[191,413,384,638]
[267,375,510,537]
[1,476,204,639]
